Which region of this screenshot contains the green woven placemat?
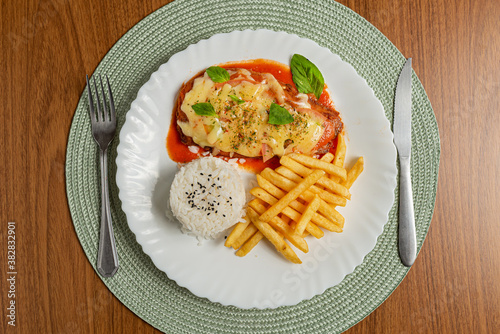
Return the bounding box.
[65,0,440,333]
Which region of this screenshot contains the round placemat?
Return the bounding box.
[66,0,440,333]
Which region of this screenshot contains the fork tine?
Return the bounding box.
[86,75,96,122]
[99,75,109,121]
[93,76,102,122]
[106,75,116,123]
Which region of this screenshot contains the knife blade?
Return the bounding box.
[394,58,417,267]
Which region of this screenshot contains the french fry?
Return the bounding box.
[261,168,344,227]
[226,132,362,263]
[318,200,345,228]
[257,174,341,233]
[330,134,346,182]
[250,187,324,239]
[312,212,341,232]
[236,231,264,257]
[275,165,347,204]
[288,153,347,181]
[257,174,286,198]
[268,167,347,206]
[277,158,351,199]
[259,169,325,223]
[247,207,302,264]
[248,198,308,253]
[251,188,298,221]
[295,194,321,235]
[280,155,350,197]
[333,134,346,167]
[291,214,324,238]
[280,213,291,224]
[226,142,361,263]
[231,223,258,250]
[320,152,334,163]
[224,216,250,248]
[342,157,364,189]
[302,222,324,238]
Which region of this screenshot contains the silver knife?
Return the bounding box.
[394,58,417,267]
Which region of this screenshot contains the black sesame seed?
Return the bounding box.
[207,213,211,216]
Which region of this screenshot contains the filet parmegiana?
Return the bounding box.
[175,66,343,162]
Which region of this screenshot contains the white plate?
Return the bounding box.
[116,29,397,309]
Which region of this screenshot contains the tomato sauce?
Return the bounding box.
[221,59,294,86]
[166,59,338,173]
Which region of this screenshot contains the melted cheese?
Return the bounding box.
[177,69,325,158]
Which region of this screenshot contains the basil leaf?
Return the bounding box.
[290,54,325,99]
[268,103,294,125]
[206,66,230,83]
[192,102,217,117]
[229,94,245,104]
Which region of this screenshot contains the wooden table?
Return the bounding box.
[1,0,499,333]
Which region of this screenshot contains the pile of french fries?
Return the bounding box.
[225,134,364,263]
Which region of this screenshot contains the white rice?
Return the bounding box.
[169,157,246,240]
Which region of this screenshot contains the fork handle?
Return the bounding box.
[97,147,119,277]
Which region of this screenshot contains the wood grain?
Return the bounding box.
[1,0,499,333]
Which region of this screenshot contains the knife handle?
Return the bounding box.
[398,156,417,267]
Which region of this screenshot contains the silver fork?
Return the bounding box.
[86,74,119,277]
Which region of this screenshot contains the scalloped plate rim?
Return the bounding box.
[115,29,397,309]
